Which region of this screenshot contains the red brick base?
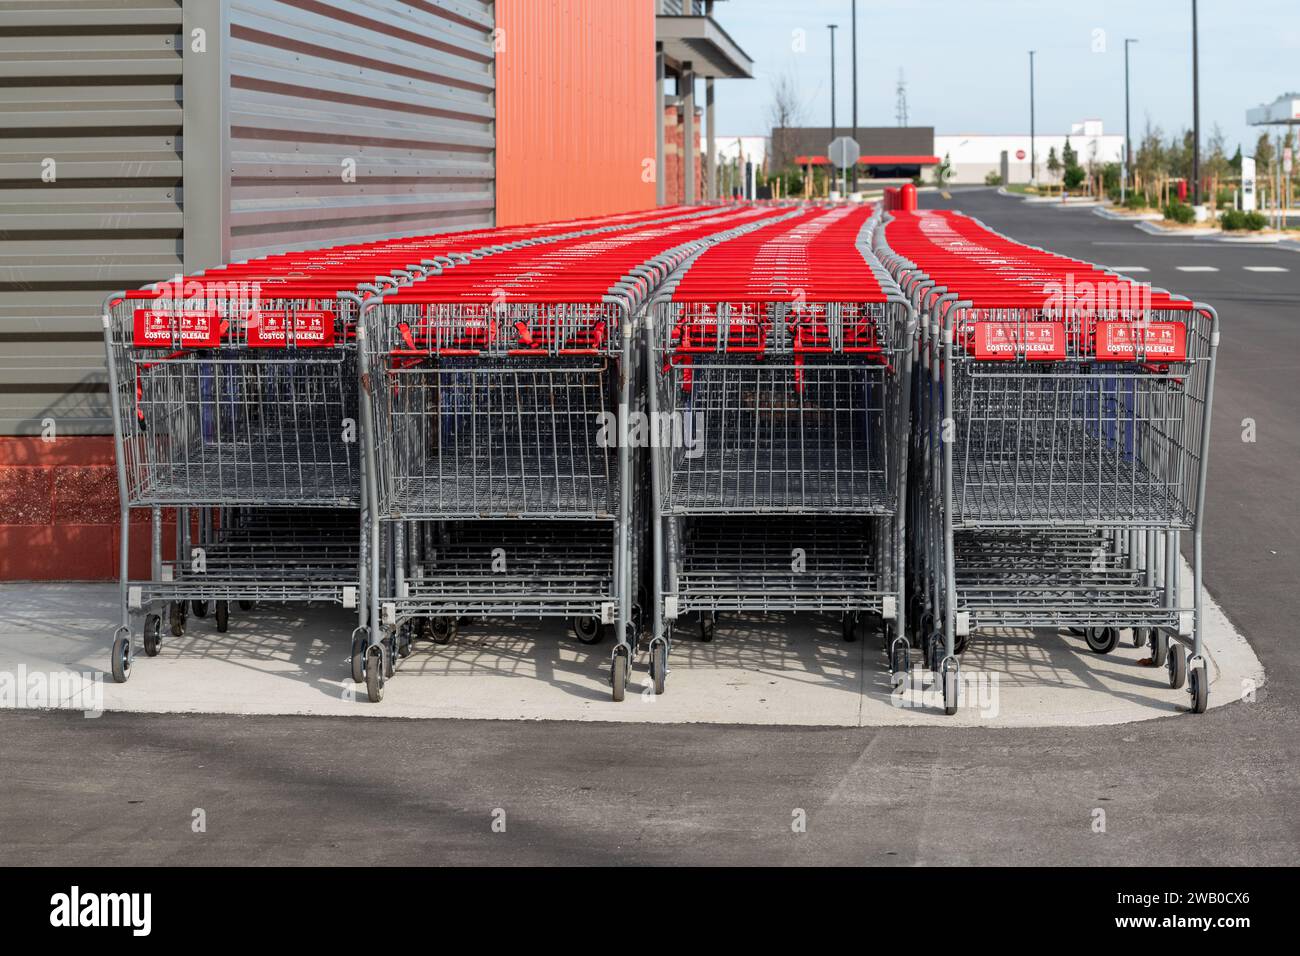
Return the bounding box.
[0,437,174,581]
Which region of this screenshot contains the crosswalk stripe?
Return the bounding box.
[1243,266,1289,272]
[1176,266,1218,272]
[1107,266,1148,272]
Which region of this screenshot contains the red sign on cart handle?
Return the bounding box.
[246,310,336,347]
[132,309,222,348]
[972,321,1066,360]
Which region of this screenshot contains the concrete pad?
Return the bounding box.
[0,563,1262,727]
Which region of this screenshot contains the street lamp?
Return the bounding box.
[1123,38,1138,203]
[1029,50,1037,184]
[1191,0,1201,205]
[851,0,858,192]
[828,23,838,141]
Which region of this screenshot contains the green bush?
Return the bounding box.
[984,171,1003,186]
[1123,193,1149,210]
[1219,209,1266,231]
[1163,201,1195,224]
[1063,165,1086,191]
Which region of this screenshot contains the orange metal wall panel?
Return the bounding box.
[495,0,657,225]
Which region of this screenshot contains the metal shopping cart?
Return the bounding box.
[874,209,1219,714]
[354,206,788,702]
[645,205,918,694]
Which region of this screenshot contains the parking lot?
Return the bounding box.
[2,188,1296,866]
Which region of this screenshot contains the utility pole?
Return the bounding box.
[1123,38,1137,203]
[1191,0,1201,205]
[1029,50,1037,183]
[828,23,838,142]
[850,0,858,192]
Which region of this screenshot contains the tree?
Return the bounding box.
[1206,124,1232,180]
[932,153,953,188]
[1061,136,1078,171]
[1254,131,1275,171]
[1061,137,1085,191]
[1046,146,1061,192]
[768,70,806,133]
[1135,119,1167,198]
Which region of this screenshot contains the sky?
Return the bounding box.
[707,0,1300,154]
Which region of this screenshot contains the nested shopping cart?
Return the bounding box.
[354,206,788,702]
[100,207,715,683]
[645,205,918,693]
[874,208,1220,714]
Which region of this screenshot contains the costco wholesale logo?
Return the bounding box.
[1095,321,1187,361]
[247,309,335,347]
[132,309,221,348]
[973,321,1065,360]
[49,886,151,936]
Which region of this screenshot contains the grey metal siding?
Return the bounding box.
[225,0,496,261]
[0,0,184,434]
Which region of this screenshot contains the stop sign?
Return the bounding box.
[1015,149,1026,160]
[827,136,860,170]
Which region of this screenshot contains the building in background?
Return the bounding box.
[771,127,939,181]
[716,136,767,198]
[0,0,676,579]
[655,1,754,203]
[935,120,1124,185]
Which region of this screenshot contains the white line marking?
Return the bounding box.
[1176,265,1219,272]
[1244,266,1289,272]
[1107,266,1149,272]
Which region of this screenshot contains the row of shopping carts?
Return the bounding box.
[102,198,1218,715]
[869,208,1220,713]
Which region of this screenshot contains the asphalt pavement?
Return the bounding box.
[1,189,1296,866]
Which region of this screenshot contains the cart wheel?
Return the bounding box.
[1148,629,1169,668]
[927,632,945,672]
[397,624,414,659]
[350,633,366,684]
[384,635,396,678]
[1166,642,1187,690]
[953,631,968,655]
[1085,626,1120,654]
[111,633,132,683]
[429,617,456,645]
[142,612,162,657]
[571,616,604,645]
[238,600,255,611]
[650,641,668,696]
[191,600,209,619]
[699,613,715,643]
[942,666,959,716]
[841,612,859,643]
[1188,664,1208,714]
[365,645,385,703]
[1131,626,1148,649]
[215,600,229,633]
[890,640,910,677]
[610,652,627,702]
[169,600,185,637]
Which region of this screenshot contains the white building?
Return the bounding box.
[716,135,768,168]
[935,120,1125,185]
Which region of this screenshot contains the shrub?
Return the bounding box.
[1123,193,1148,210]
[1163,201,1195,224]
[1063,165,1086,191]
[984,171,1003,186]
[1218,209,1267,231]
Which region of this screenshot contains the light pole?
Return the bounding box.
[828,23,838,140]
[1029,50,1037,184]
[1123,38,1137,203]
[1191,0,1201,205]
[851,0,858,192]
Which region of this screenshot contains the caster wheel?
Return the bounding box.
[397,625,413,659]
[841,612,859,643]
[429,618,456,645]
[927,632,945,672]
[215,600,229,633]
[384,636,396,678]
[169,600,185,637]
[942,667,958,716]
[365,645,385,703]
[238,600,254,612]
[1131,626,1148,649]
[191,600,209,618]
[350,634,366,684]
[142,612,162,657]
[1166,642,1187,690]
[699,613,715,643]
[649,641,667,696]
[1188,664,1208,713]
[918,613,934,642]
[111,633,132,683]
[571,616,604,645]
[953,631,968,655]
[1085,626,1120,654]
[890,641,911,676]
[1148,630,1168,668]
[610,653,627,702]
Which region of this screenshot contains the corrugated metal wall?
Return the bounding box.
[226,0,496,261]
[0,0,184,435]
[495,0,656,225]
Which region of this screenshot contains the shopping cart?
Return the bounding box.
[100,207,717,683]
[645,205,917,694]
[874,209,1219,714]
[354,206,788,702]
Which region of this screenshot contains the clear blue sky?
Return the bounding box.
[709,0,1299,153]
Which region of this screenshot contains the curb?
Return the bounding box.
[1093,207,1162,222]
